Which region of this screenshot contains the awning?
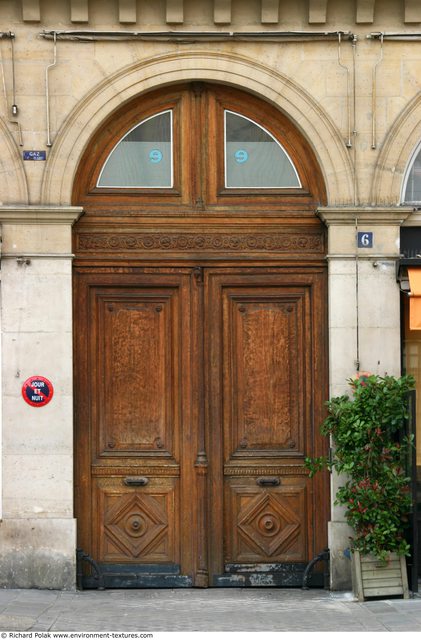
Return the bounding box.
[408,267,421,329]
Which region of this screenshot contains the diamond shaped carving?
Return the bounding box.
[237,493,300,557]
[104,493,168,558]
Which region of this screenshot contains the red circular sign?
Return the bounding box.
[22,376,54,407]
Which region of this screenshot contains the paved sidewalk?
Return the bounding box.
[0,588,420,633]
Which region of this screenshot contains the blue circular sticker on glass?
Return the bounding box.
[149,149,163,163]
[234,149,248,164]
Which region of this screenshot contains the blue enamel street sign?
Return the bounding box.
[23,150,46,161]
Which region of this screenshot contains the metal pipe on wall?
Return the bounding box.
[39,28,356,150]
[351,34,359,206]
[368,32,421,41]
[10,35,17,116]
[371,33,384,150]
[0,31,22,146]
[45,31,57,147]
[337,31,352,149]
[40,29,356,42]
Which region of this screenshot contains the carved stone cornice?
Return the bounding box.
[317,206,413,227]
[20,0,421,26]
[0,206,83,225]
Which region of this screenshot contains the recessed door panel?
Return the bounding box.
[226,477,307,563]
[94,289,179,457]
[94,477,178,564]
[223,290,305,457]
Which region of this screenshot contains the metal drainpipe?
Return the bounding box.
[45,31,57,147]
[371,33,384,150]
[40,29,355,42]
[368,31,421,41]
[0,31,22,146]
[337,32,352,149]
[351,34,360,370]
[351,34,358,206]
[10,34,17,117]
[355,216,360,372]
[39,29,356,149]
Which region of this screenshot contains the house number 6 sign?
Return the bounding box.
[357,231,373,248]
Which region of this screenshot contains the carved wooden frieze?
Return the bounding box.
[76,231,325,254]
[224,466,310,476]
[91,466,180,476]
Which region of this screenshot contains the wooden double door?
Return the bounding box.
[74,264,328,588]
[73,82,329,587]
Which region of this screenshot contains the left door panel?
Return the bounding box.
[74,270,194,588]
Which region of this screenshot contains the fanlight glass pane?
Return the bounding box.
[98,111,173,188]
[404,145,421,202]
[225,111,301,189]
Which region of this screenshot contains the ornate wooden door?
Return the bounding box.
[73,83,329,588]
[75,269,197,587]
[75,265,327,587]
[205,268,328,586]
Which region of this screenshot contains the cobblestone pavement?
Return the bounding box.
[0,588,420,633]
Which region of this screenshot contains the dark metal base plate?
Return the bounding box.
[213,563,325,587]
[81,563,193,589]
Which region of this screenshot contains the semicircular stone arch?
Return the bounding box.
[372,92,421,205]
[41,50,353,206]
[0,118,28,204]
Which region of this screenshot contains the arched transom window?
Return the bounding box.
[224,111,300,189]
[73,84,326,210]
[98,108,300,190]
[403,142,421,203]
[98,110,173,188]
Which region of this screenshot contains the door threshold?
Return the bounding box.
[213,563,324,587]
[79,560,193,589]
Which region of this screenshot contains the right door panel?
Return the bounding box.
[206,269,328,586]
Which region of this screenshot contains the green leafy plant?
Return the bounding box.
[306,374,415,563]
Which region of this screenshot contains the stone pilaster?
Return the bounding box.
[0,206,82,589]
[317,206,412,590]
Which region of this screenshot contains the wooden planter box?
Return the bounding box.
[351,550,410,601]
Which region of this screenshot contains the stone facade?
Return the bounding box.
[0,0,420,590]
